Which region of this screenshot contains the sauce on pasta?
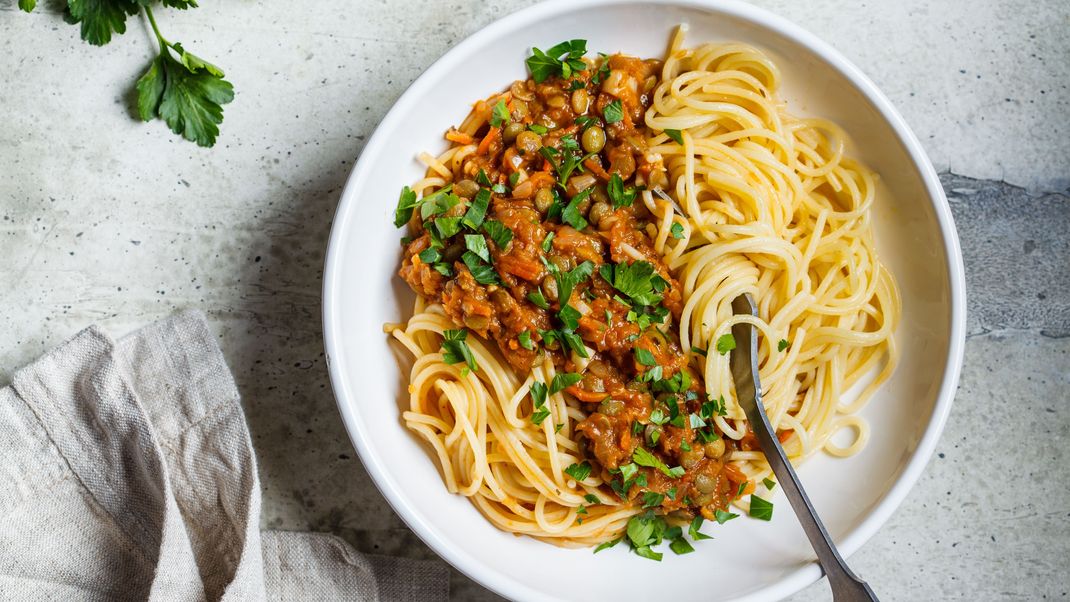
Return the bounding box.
[386,27,899,557]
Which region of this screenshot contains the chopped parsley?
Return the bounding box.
[591,53,611,84]
[545,259,594,305]
[393,186,418,227]
[482,220,513,249]
[669,538,694,555]
[550,372,582,394]
[527,290,550,309]
[778,338,790,351]
[475,169,492,187]
[528,123,549,135]
[461,251,502,285]
[433,216,462,239]
[593,537,621,554]
[417,248,440,264]
[565,462,592,481]
[558,304,581,330]
[464,234,490,262]
[632,447,684,479]
[670,222,685,239]
[689,516,714,540]
[530,381,548,407]
[419,186,458,220]
[598,260,666,307]
[749,495,774,521]
[602,99,624,124]
[716,333,737,355]
[518,330,534,350]
[634,347,657,366]
[462,189,490,230]
[584,494,600,504]
[490,99,510,127]
[561,189,592,230]
[526,39,588,83]
[641,491,665,508]
[714,509,738,524]
[664,129,684,145]
[440,329,478,372]
[574,115,599,131]
[541,231,555,252]
[763,477,776,490]
[691,345,707,357]
[607,173,637,208]
[531,408,551,425]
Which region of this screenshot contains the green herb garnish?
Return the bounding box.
[518,331,534,351]
[749,495,774,521]
[603,99,624,124]
[664,129,684,145]
[607,173,637,208]
[716,333,737,355]
[526,40,588,83]
[490,99,510,127]
[550,372,582,394]
[565,462,592,481]
[632,447,684,479]
[441,329,478,372]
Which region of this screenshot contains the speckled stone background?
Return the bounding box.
[1,0,1067,600]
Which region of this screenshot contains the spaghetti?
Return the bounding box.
[385,27,899,552]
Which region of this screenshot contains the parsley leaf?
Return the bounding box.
[664,129,684,145]
[763,477,776,490]
[541,231,555,252]
[778,338,790,351]
[714,509,738,524]
[565,462,592,481]
[632,447,684,479]
[482,220,513,249]
[641,491,665,508]
[545,259,594,306]
[462,189,490,230]
[670,222,685,239]
[749,495,774,521]
[550,372,582,394]
[527,290,550,310]
[136,37,234,147]
[475,169,492,187]
[526,39,588,83]
[441,329,478,372]
[464,234,491,263]
[561,189,591,230]
[61,0,140,47]
[593,537,621,553]
[716,333,736,355]
[393,186,418,227]
[558,304,581,331]
[490,99,510,127]
[584,494,600,504]
[462,251,502,285]
[518,330,534,350]
[433,216,463,239]
[691,345,707,357]
[417,248,440,264]
[602,99,624,124]
[607,173,637,208]
[689,516,714,540]
[531,408,551,425]
[528,123,549,135]
[669,538,695,555]
[599,261,665,307]
[530,381,548,408]
[634,347,657,366]
[418,186,457,220]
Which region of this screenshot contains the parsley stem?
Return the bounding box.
[144,6,172,51]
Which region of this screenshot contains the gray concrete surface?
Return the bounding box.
[1,1,1068,600]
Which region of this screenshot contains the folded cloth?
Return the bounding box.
[0,310,448,601]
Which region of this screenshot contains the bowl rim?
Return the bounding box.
[322,0,967,600]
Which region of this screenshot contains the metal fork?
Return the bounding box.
[729,293,879,602]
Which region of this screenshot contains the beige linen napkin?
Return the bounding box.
[0,310,447,601]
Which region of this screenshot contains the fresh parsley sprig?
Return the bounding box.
[19,1,233,147]
[526,39,588,83]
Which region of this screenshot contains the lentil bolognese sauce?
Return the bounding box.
[386,28,899,559]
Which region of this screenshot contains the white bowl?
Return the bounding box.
[322,1,966,600]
